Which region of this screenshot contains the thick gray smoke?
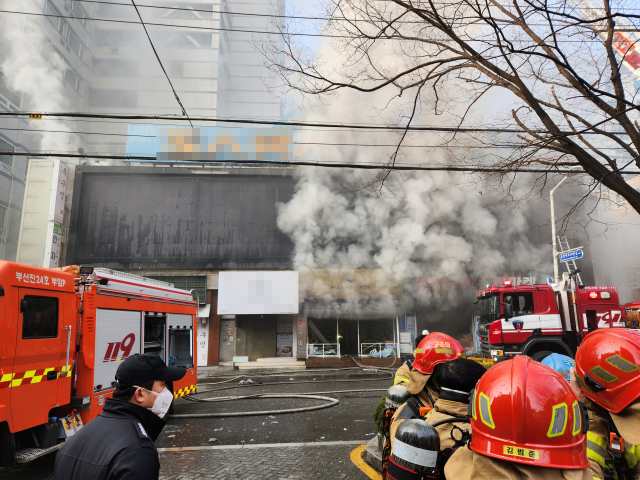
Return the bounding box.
[278,83,551,324]
[0,0,76,153]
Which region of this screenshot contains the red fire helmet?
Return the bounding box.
[469,356,588,469]
[412,332,466,375]
[574,329,640,413]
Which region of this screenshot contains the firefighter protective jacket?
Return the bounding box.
[393,363,436,405]
[389,384,439,449]
[584,399,640,480]
[54,398,165,480]
[444,447,592,480]
[424,399,470,450]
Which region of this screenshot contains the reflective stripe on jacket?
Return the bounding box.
[586,430,640,479]
[393,363,411,386]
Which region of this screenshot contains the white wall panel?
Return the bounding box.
[218,271,298,315]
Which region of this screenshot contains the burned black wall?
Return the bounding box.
[67,166,295,270]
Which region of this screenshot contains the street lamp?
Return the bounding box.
[550,166,582,284]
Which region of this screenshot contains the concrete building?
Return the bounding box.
[0,0,284,264]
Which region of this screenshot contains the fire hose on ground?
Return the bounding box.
[166,368,391,419]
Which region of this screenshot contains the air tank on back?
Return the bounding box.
[388,419,440,477]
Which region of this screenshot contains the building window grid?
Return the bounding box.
[41,39,81,93]
[46,1,86,62]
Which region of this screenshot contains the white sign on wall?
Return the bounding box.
[51,161,68,223]
[197,321,209,366]
[44,222,63,268]
[218,271,299,315]
[43,161,68,268]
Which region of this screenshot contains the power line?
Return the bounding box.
[68,0,640,24]
[1,111,631,136]
[8,150,598,173]
[1,8,633,42]
[129,0,192,127]
[0,125,632,150]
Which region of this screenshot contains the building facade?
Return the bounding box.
[0,0,284,263]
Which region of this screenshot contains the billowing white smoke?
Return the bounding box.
[277,75,551,322]
[279,164,551,319]
[0,0,74,152]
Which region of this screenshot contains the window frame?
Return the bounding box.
[0,137,14,169]
[21,295,59,340]
[168,328,194,368]
[67,30,82,58]
[45,1,61,31]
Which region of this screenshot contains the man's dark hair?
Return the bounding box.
[112,379,156,401]
[414,334,427,348]
[434,359,487,403]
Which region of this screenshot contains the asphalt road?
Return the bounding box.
[159,378,388,447]
[1,376,389,479]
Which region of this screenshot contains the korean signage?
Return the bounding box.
[51,161,68,223]
[43,161,68,268]
[15,270,67,287]
[302,269,403,300]
[197,321,209,367]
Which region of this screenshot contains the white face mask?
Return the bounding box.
[134,385,173,418]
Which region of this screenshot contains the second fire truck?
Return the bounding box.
[0,261,198,467]
[476,272,633,362]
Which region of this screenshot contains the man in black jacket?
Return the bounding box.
[54,353,186,480]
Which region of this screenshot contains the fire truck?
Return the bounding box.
[0,261,198,467]
[476,272,631,362]
[624,302,640,328]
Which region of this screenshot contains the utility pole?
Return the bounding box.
[550,166,581,283]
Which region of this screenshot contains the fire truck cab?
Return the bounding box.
[476,273,626,362]
[0,261,198,467]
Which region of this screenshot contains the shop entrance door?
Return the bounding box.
[219,320,236,363]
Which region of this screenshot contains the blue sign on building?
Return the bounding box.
[558,249,583,263]
[126,125,293,162]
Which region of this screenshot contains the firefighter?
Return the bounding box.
[444,355,591,480]
[571,329,640,480]
[388,333,466,447]
[541,353,575,382]
[392,332,465,395]
[54,353,187,480]
[424,358,487,451]
[392,330,429,384]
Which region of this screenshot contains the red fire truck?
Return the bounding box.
[476,273,630,362]
[0,261,198,467]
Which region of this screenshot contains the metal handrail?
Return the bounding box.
[93,268,175,287]
[306,343,340,359]
[360,342,396,358]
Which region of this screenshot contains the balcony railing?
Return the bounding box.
[306,343,340,359]
[359,342,397,358]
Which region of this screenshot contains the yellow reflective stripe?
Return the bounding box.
[0,373,14,383]
[23,370,36,379]
[571,400,581,436]
[479,392,495,429]
[547,402,568,438]
[587,432,608,469]
[623,442,638,469]
[394,376,410,385]
[434,348,454,354]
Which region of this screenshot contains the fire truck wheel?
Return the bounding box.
[531,350,553,362]
[0,422,16,468]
